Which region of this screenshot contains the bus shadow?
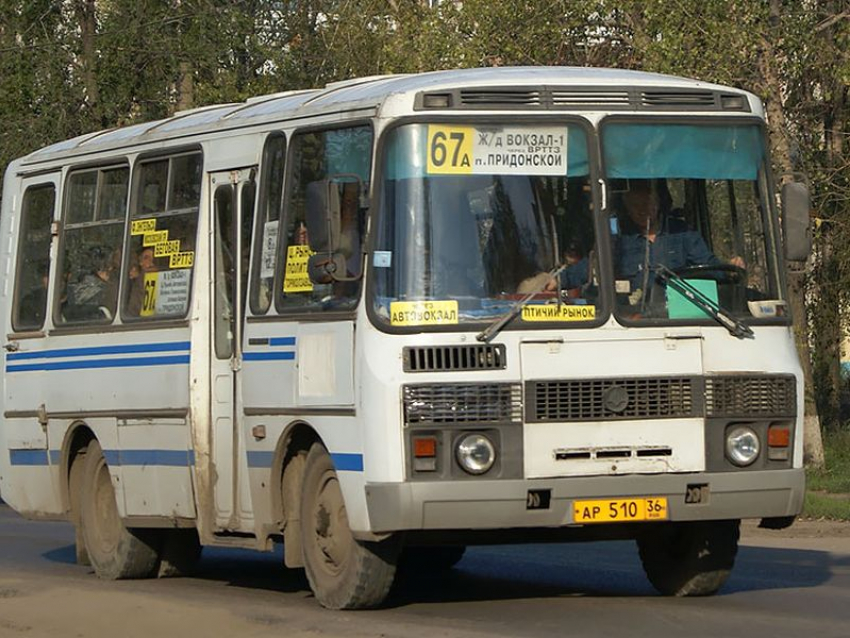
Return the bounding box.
[40,540,843,606]
[385,542,841,607]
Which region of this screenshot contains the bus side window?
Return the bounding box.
[57,166,128,324]
[12,184,55,332]
[123,152,202,321]
[251,133,286,315]
[277,125,372,313]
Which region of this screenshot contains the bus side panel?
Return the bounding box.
[242,319,368,533]
[1,417,63,518]
[116,418,196,519]
[15,329,195,521]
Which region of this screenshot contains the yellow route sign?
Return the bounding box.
[521,304,596,322]
[390,300,459,326]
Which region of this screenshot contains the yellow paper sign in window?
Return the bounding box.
[143,230,168,247]
[283,245,315,293]
[426,125,474,174]
[155,239,181,257]
[140,272,159,317]
[169,251,194,269]
[131,219,156,235]
[390,300,459,326]
[521,304,596,322]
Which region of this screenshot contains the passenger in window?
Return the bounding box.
[127,246,158,316]
[548,179,744,302]
[19,262,50,327]
[65,246,118,320]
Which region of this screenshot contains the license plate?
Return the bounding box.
[573,497,668,524]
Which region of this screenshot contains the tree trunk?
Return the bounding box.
[176,61,194,112]
[73,0,100,121]
[761,0,825,467]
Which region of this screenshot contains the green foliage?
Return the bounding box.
[807,429,850,493]
[802,491,850,521]
[1,1,849,429]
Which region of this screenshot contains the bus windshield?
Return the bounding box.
[372,122,598,328]
[599,122,784,323]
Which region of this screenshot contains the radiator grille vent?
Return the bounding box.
[528,377,695,422]
[641,90,716,108]
[705,375,796,417]
[403,383,522,425]
[459,89,542,107]
[550,89,631,108]
[403,344,506,372]
[417,87,750,112]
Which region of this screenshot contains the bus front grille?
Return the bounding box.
[527,377,697,422]
[705,375,796,418]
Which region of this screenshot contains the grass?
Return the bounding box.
[803,429,850,521]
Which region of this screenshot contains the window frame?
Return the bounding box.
[11,181,57,334]
[598,114,789,330]
[249,132,287,317]
[120,147,204,324]
[53,162,130,327]
[273,120,375,319]
[364,114,605,336]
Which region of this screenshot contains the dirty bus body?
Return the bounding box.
[0,67,809,608]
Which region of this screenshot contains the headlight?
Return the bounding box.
[455,433,496,475]
[726,426,760,466]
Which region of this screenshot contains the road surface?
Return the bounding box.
[1,504,848,638]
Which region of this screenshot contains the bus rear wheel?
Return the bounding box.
[80,440,160,579]
[299,443,398,609]
[637,520,740,596]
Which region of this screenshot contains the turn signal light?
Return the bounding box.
[414,437,437,458]
[768,426,790,447]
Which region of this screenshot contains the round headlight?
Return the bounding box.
[726,426,760,466]
[455,433,496,475]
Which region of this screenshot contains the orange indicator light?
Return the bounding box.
[768,426,790,447]
[414,437,437,458]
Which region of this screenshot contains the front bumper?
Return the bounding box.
[363,468,804,533]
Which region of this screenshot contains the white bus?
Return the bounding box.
[0,67,811,609]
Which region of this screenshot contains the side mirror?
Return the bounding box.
[781,182,811,261]
[303,174,366,283]
[307,253,348,285]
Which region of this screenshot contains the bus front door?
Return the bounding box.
[210,169,256,529]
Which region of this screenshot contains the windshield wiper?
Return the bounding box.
[476,263,567,343]
[655,265,754,339]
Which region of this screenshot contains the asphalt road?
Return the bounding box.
[1,503,848,638]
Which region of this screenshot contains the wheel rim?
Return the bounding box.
[90,456,121,555]
[309,468,352,577]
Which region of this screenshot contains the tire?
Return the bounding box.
[80,440,161,580]
[157,529,202,578]
[400,546,466,574]
[637,520,740,596]
[299,443,399,609]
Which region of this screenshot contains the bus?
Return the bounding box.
[0,67,811,609]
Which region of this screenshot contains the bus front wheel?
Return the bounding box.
[637,520,740,596]
[299,443,398,609]
[80,440,160,579]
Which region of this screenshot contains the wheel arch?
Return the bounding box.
[59,421,97,516]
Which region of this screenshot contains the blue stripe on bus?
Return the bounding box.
[246,451,362,471]
[49,450,62,465]
[331,453,364,472]
[7,354,191,372]
[9,450,49,466]
[242,352,295,362]
[269,337,296,346]
[6,341,191,361]
[246,451,274,468]
[103,449,195,467]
